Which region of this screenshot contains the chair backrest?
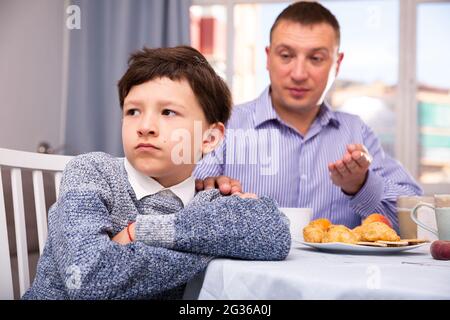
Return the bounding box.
[0,148,73,299]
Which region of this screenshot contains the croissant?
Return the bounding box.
[303,225,325,243]
[302,216,401,244]
[352,225,364,242]
[322,225,358,244]
[360,222,400,242]
[309,218,332,231]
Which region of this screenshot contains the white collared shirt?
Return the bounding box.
[124,158,195,207]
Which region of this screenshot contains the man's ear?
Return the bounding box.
[202,122,225,155]
[265,46,270,71]
[335,52,344,76]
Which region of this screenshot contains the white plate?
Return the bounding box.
[294,240,428,254]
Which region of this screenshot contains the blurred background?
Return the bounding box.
[1,0,450,193]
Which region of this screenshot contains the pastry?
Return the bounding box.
[303,218,332,243]
[352,225,364,242]
[322,225,358,244]
[309,218,332,231]
[302,215,401,245]
[303,225,325,243]
[360,221,400,242]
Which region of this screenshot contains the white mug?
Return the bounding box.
[411,195,450,240]
[279,208,313,241]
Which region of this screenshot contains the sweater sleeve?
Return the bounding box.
[135,190,291,261]
[41,155,211,299]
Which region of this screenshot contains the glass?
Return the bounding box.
[190,5,227,80]
[323,0,399,157]
[416,2,450,184]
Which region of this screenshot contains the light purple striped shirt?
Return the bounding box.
[194,87,422,231]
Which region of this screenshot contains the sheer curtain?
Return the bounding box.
[64,0,191,156]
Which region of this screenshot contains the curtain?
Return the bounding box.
[64,0,191,156]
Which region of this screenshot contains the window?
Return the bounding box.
[232,2,290,104]
[190,4,227,80]
[324,0,399,157]
[416,1,450,184]
[192,1,399,156]
[190,0,450,192]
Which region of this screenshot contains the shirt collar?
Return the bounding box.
[254,86,340,129]
[254,86,280,128]
[317,101,340,128]
[124,158,195,207]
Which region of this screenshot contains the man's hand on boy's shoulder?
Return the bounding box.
[233,192,258,199]
[195,175,242,195]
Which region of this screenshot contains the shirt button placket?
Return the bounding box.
[298,141,306,207]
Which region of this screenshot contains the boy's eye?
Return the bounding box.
[162,109,177,117]
[126,109,140,116]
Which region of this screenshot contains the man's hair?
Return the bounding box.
[118,46,232,125]
[270,1,340,46]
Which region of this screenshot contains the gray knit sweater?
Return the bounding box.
[22,152,290,300]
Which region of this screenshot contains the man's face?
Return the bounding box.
[266,20,343,115]
[122,77,217,186]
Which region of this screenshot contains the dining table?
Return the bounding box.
[183,241,450,299]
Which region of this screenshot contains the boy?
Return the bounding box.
[23,46,290,299]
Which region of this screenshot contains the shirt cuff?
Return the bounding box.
[347,170,384,214]
[135,214,176,248]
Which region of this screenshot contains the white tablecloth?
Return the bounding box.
[184,243,450,299]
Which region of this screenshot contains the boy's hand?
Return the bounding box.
[111,222,135,245]
[195,175,242,195]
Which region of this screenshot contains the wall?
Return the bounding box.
[0,0,65,152]
[0,1,66,297]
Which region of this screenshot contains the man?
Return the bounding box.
[195,1,422,231]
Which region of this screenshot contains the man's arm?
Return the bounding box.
[329,124,422,231]
[194,137,226,179]
[194,138,243,195]
[134,189,291,261]
[193,137,243,194]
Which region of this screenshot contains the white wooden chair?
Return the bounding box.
[0,148,73,299]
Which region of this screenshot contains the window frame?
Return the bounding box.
[191,0,450,194]
[402,0,450,194]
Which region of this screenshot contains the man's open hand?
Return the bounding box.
[328,144,372,195]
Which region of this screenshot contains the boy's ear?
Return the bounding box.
[202,122,225,155]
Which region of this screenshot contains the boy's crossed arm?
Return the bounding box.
[115,189,291,261]
[112,190,257,244]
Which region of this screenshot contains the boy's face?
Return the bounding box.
[122,77,224,187]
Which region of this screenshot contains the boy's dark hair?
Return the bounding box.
[270,1,340,46]
[118,46,232,125]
